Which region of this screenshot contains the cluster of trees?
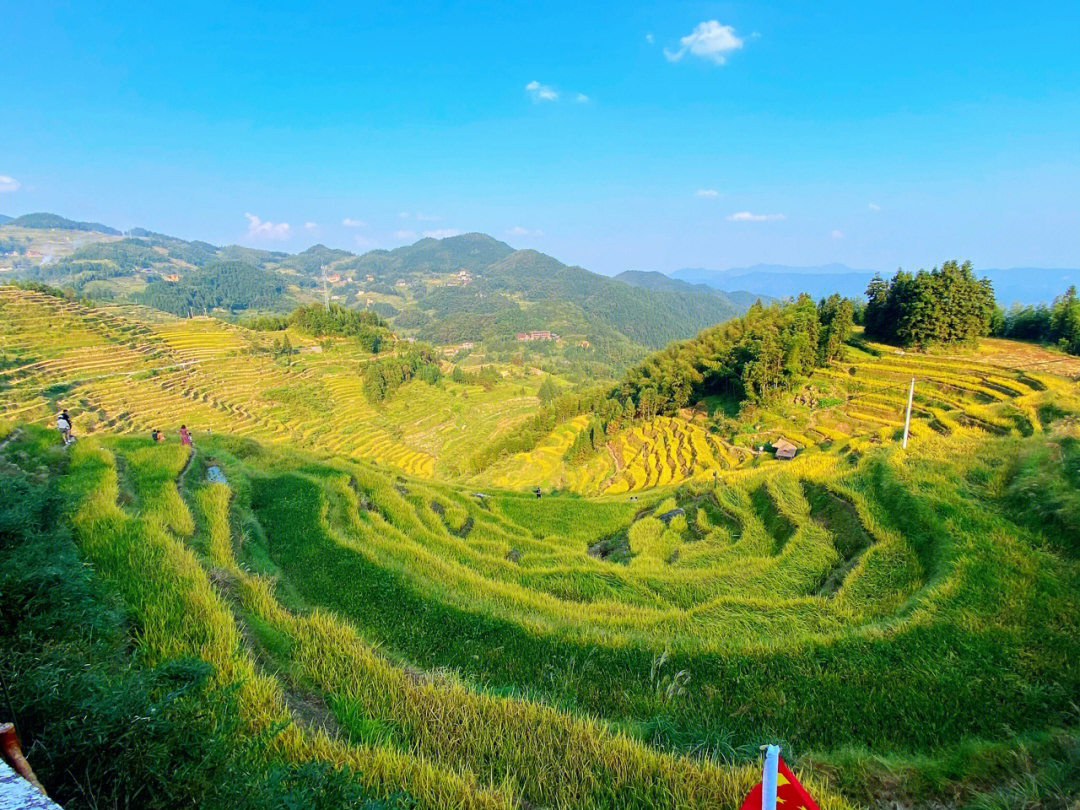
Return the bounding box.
[864,261,995,348]
[246,304,392,353]
[537,376,560,404]
[449,364,502,389]
[615,294,854,415]
[289,304,388,351]
[137,262,291,316]
[361,344,442,403]
[994,286,1080,355]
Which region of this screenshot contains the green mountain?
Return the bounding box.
[9,212,121,234]
[3,216,760,361]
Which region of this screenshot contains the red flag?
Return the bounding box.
[738,756,821,810]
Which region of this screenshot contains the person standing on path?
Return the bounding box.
[56,410,72,445]
[179,424,193,447]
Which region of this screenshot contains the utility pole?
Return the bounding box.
[902,376,914,449]
[321,265,330,310]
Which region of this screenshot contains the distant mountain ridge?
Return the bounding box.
[1,215,757,353]
[8,212,121,235]
[671,264,1080,306]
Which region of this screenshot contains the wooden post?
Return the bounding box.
[902,377,914,449]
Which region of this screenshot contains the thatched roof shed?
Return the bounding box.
[773,438,798,460]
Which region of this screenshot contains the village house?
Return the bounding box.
[326,273,341,283]
[164,273,180,282]
[365,274,374,281]
[773,438,798,460]
[515,330,560,342]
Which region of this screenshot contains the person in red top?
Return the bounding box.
[179,425,193,447]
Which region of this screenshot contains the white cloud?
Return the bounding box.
[575,93,590,103]
[0,175,20,193]
[423,228,461,239]
[526,80,559,102]
[831,229,844,239]
[394,230,418,240]
[399,211,410,218]
[245,213,291,240]
[342,217,366,227]
[665,20,744,64]
[868,202,881,211]
[304,221,319,230]
[727,211,785,222]
[646,33,655,44]
[508,226,544,237]
[695,189,719,198]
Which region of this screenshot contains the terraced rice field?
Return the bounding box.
[4,286,1080,807]
[496,340,1073,495]
[0,287,541,478]
[5,389,1078,807]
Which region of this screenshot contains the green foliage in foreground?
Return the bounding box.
[0,431,406,810]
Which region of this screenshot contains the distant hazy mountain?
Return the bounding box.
[615,270,771,309]
[0,214,11,224]
[671,264,1079,306]
[672,264,876,300]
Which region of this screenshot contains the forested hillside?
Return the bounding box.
[7,211,121,233]
[137,261,294,315]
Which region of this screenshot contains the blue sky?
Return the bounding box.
[2,1,1078,275]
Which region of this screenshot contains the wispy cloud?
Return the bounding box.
[868,202,881,211]
[342,217,366,227]
[394,230,418,240]
[508,226,544,237]
[526,80,559,102]
[304,221,319,230]
[831,229,844,239]
[575,93,590,103]
[423,228,461,239]
[665,20,744,65]
[645,33,655,44]
[0,175,20,193]
[727,211,785,222]
[695,189,719,198]
[245,213,291,240]
[398,211,410,218]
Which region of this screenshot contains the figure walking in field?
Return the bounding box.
[56,409,73,446]
[179,424,193,448]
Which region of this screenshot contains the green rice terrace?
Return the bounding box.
[3,284,1080,808]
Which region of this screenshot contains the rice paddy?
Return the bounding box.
[4,284,1080,807]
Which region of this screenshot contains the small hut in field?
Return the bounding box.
[773,438,798,460]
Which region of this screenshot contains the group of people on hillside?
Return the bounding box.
[57,408,193,449]
[151,425,193,446]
